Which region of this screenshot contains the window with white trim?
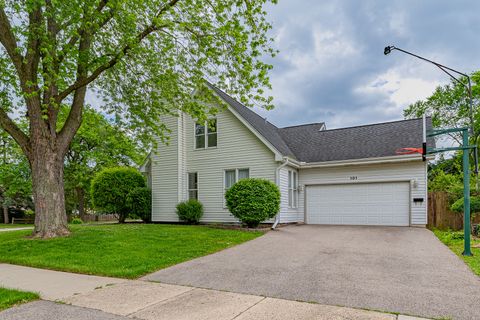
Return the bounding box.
[188,172,198,200]
[224,168,249,198]
[195,119,217,149]
[288,170,298,208]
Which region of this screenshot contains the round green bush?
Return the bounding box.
[91,167,146,223]
[127,187,152,222]
[70,217,83,224]
[225,178,280,228]
[176,199,203,224]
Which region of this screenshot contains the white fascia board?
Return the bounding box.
[299,154,425,169]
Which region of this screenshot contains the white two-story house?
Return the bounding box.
[141,82,432,227]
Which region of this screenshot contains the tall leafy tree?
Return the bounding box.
[404,71,480,193]
[63,106,144,218]
[404,71,480,144]
[0,130,32,223]
[0,0,277,237]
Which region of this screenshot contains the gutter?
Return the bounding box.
[299,154,427,169]
[272,157,289,230]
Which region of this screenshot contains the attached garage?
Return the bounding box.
[305,182,410,226]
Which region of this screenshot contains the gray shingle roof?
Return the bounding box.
[279,118,434,163]
[206,83,432,163]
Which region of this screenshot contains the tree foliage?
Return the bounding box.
[91,166,146,222]
[126,186,151,222]
[0,129,32,212]
[404,71,480,145]
[0,0,277,237]
[405,70,480,213]
[63,106,145,217]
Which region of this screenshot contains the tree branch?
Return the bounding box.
[0,7,24,77]
[55,0,180,103]
[24,6,42,81]
[0,109,30,157]
[57,0,112,65]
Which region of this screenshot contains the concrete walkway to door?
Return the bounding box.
[144,225,480,320]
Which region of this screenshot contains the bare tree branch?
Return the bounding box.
[0,7,24,77]
[0,108,30,157]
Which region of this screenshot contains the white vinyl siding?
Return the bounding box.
[299,161,427,226]
[184,108,277,223]
[151,114,181,222]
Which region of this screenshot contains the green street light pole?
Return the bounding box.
[427,127,474,256]
[462,129,472,256]
[385,46,475,256]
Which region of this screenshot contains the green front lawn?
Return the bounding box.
[433,229,480,276]
[0,288,39,311]
[0,224,262,278]
[0,224,33,229]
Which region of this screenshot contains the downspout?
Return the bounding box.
[272,157,289,230]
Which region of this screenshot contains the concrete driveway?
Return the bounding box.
[144,225,480,320]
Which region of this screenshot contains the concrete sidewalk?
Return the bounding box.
[0,264,125,300]
[60,281,421,320]
[0,264,430,320]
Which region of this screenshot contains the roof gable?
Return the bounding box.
[206,82,296,159]
[205,82,431,163]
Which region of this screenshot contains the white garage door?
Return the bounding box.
[306,182,410,226]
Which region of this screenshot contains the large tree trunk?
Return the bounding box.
[3,204,8,224]
[31,147,69,238]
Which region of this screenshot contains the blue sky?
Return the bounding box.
[251,0,480,129]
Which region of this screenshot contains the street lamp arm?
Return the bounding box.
[385,46,469,78]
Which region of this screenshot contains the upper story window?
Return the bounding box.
[195,119,217,149]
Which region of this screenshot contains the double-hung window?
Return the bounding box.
[195,119,217,149]
[188,172,198,200]
[224,168,249,201]
[288,170,298,208]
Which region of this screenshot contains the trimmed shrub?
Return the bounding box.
[91,167,146,223]
[450,196,480,216]
[225,178,280,228]
[176,199,203,224]
[127,187,152,222]
[70,217,83,224]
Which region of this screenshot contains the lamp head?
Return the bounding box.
[384,46,395,55]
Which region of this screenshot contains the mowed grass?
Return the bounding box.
[433,229,480,276]
[0,288,38,311]
[0,224,263,278]
[0,224,33,229]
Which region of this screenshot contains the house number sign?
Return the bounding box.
[349,176,358,180]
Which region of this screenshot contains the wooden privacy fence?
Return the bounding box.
[428,191,480,230]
